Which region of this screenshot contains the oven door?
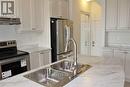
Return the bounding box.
[0,55,30,79]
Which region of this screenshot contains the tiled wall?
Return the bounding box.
[0,26,43,48]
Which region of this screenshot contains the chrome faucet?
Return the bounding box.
[68,38,78,67]
[67,38,78,76]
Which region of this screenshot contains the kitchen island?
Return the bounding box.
[0,56,125,87]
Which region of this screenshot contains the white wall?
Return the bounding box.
[69,0,91,53]
[69,0,105,56]
[0,26,17,41]
[90,0,105,56]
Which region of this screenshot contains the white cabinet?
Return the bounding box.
[30,52,40,69]
[106,0,130,30]
[103,48,125,67]
[106,0,118,30]
[39,50,51,66]
[29,50,51,70]
[113,50,125,67]
[103,48,130,82]
[103,48,114,64]
[103,48,113,59]
[16,0,31,31]
[30,0,44,31]
[117,0,130,30]
[16,0,44,31]
[50,0,69,18]
[125,52,130,82]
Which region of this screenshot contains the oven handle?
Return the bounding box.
[0,55,29,65]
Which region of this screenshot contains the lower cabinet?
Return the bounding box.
[29,50,51,70]
[39,50,51,66]
[125,53,130,82]
[103,48,130,82]
[102,48,114,64]
[113,50,126,68]
[30,52,40,70]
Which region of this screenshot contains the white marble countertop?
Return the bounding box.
[18,44,51,53]
[19,47,51,53]
[104,46,130,51]
[65,65,124,87]
[0,56,125,87]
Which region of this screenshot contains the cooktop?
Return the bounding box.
[0,50,29,60]
[0,40,29,60]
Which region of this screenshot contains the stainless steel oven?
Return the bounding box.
[0,55,30,79]
[0,40,30,80]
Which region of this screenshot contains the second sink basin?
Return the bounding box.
[51,60,91,78]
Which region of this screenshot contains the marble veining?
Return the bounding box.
[0,76,44,87]
[65,65,124,87]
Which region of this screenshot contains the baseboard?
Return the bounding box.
[125,77,130,82]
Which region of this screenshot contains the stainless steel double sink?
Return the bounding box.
[24,60,91,87]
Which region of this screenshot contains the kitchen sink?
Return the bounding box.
[51,60,91,79]
[24,60,91,87]
[24,68,71,87]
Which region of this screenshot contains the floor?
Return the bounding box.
[125,82,130,87]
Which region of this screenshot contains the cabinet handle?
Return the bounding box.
[124,52,128,54]
[40,53,44,54]
[32,28,36,30]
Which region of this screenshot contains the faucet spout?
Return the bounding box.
[68,38,78,66]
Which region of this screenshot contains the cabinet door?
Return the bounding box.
[39,51,51,66]
[31,0,44,31]
[17,0,43,31]
[59,0,69,18]
[50,0,69,18]
[30,52,40,69]
[16,0,32,31]
[125,53,130,81]
[106,0,118,30]
[118,0,130,30]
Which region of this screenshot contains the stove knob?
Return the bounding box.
[12,41,16,45]
[8,42,11,45]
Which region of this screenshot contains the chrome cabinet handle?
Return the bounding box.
[40,53,44,54]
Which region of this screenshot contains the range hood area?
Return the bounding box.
[0,17,21,25]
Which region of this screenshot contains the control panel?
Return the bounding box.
[0,40,16,48]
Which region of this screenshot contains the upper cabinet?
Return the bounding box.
[49,0,69,18]
[16,0,44,31]
[16,0,32,31]
[117,0,130,30]
[106,0,118,30]
[106,0,130,31]
[31,0,44,31]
